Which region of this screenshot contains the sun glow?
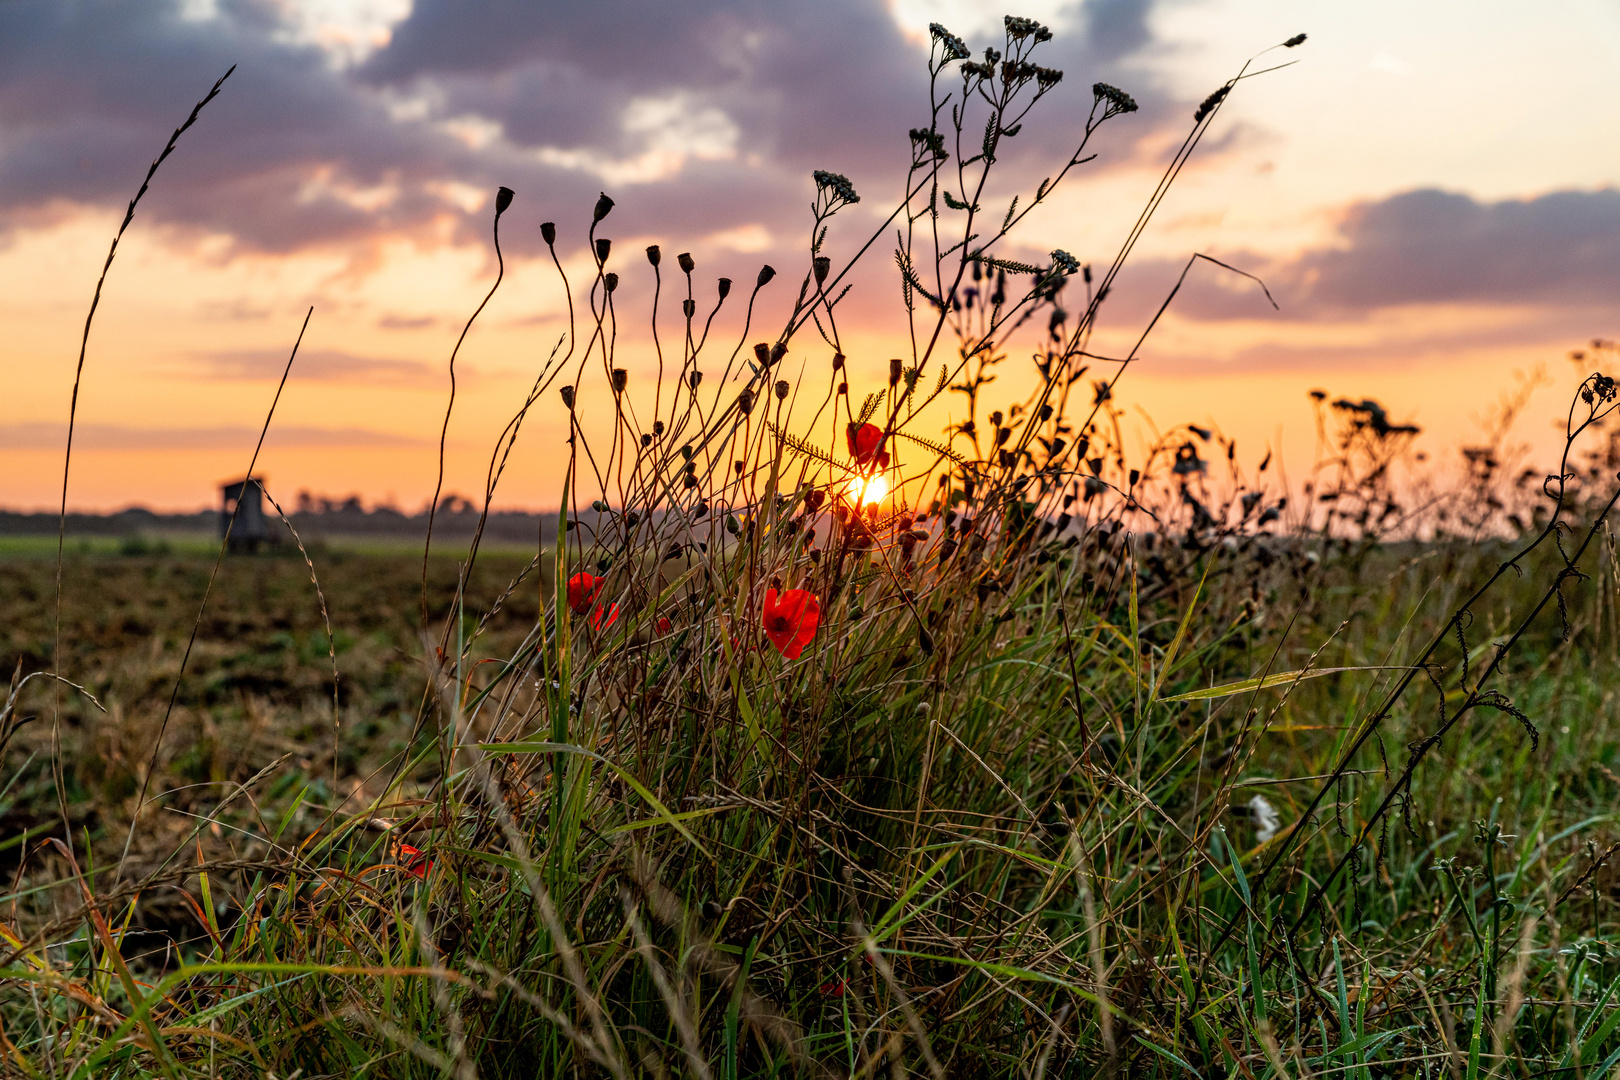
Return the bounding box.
[845,472,888,507]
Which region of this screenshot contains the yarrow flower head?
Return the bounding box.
[1050,249,1080,276]
[909,127,948,163]
[813,170,860,207]
[928,22,970,62]
[763,588,821,660]
[1092,82,1138,117]
[1004,15,1052,42]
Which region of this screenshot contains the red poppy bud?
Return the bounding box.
[657,616,673,635]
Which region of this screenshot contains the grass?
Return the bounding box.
[4,13,1620,1078]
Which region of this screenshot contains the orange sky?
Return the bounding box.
[3,0,1617,512]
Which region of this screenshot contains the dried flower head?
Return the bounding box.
[775,380,790,401]
[1004,15,1052,41]
[1194,85,1230,123]
[604,272,618,292]
[677,252,695,274]
[756,264,776,288]
[494,186,514,216]
[737,389,755,415]
[813,256,830,286]
[593,191,614,222]
[645,244,660,267]
[813,170,860,206]
[559,385,575,410]
[1283,32,1307,48]
[595,237,611,264]
[540,221,557,245]
[688,369,702,388]
[1050,249,1080,275]
[928,22,970,61]
[612,368,628,393]
[1092,82,1138,116]
[909,127,949,163]
[717,277,732,299]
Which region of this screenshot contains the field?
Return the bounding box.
[4,14,1620,1079]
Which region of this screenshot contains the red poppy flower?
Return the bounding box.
[657,616,673,635]
[763,588,820,659]
[819,978,847,997]
[567,572,605,614]
[846,422,890,468]
[396,843,433,880]
[590,603,620,632]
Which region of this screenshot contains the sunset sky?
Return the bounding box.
[3,0,1618,512]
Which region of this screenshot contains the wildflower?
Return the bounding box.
[1004,15,1052,42]
[657,616,673,635]
[763,588,821,659]
[1034,66,1063,89]
[928,22,970,62]
[590,603,620,632]
[847,423,890,468]
[814,255,830,286]
[1248,794,1281,843]
[909,127,948,163]
[819,978,847,997]
[396,842,433,880]
[813,170,860,206]
[1050,249,1080,275]
[567,571,605,614]
[1092,82,1138,116]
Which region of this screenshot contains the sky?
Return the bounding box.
[2,0,1618,512]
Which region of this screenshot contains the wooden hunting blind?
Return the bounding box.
[220,476,275,553]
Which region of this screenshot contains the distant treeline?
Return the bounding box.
[0,501,563,546]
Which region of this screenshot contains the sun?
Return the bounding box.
[845,471,888,507]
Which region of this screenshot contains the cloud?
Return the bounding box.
[0,421,424,451]
[180,347,439,383]
[0,0,1177,264]
[1285,187,1620,311]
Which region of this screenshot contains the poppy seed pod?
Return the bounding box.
[604,272,618,292]
[837,381,848,395]
[595,237,611,264]
[653,419,664,435]
[593,191,614,222]
[560,385,576,410]
[770,342,787,366]
[494,186,514,215]
[677,252,695,274]
[889,357,902,387]
[756,264,776,288]
[717,277,732,299]
[775,380,790,400]
[737,389,755,415]
[611,368,628,393]
[682,299,695,318]
[645,244,661,267]
[832,352,845,371]
[540,221,557,245]
[640,433,652,447]
[753,343,770,366]
[688,369,702,388]
[813,256,830,285]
